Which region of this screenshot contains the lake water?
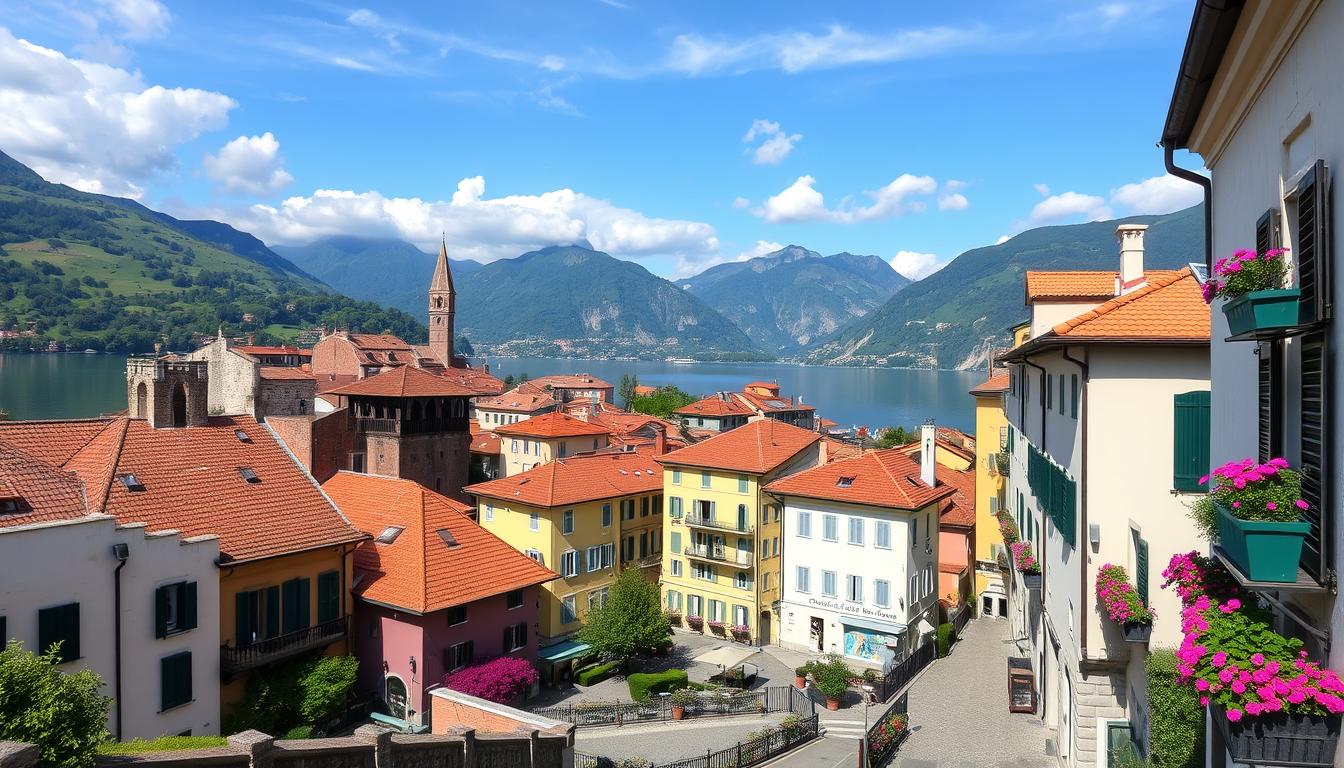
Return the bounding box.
[0,353,985,433]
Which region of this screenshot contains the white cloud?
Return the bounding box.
[995,235,1011,245]
[755,174,938,224]
[742,118,801,165]
[203,133,293,196]
[737,240,786,261]
[889,250,945,280]
[1033,182,1051,197]
[89,0,171,41]
[666,23,985,75]
[218,176,720,265]
[0,28,236,198]
[540,55,566,71]
[937,192,969,211]
[1024,191,1113,227]
[530,80,582,116]
[943,179,968,192]
[731,196,751,209]
[1109,174,1203,215]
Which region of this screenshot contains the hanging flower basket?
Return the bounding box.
[1216,503,1310,582]
[1122,622,1152,644]
[1223,289,1302,336]
[1194,458,1313,583]
[1212,701,1342,768]
[1203,247,1297,337]
[686,615,704,632]
[1022,573,1042,590]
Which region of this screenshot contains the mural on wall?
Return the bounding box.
[843,625,898,669]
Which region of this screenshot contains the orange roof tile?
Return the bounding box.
[765,448,955,511]
[475,388,558,413]
[657,420,820,475]
[0,419,117,465]
[347,333,413,351]
[259,366,316,381]
[465,451,662,507]
[1049,267,1209,340]
[441,366,504,396]
[328,365,480,398]
[936,465,976,529]
[822,438,863,462]
[675,395,753,418]
[969,373,1010,395]
[524,374,613,391]
[234,345,312,358]
[737,390,815,413]
[471,431,501,455]
[324,472,557,614]
[494,411,611,439]
[1025,270,1184,301]
[0,440,90,528]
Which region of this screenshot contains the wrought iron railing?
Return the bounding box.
[684,543,754,566]
[683,514,753,534]
[221,617,347,674]
[356,416,470,435]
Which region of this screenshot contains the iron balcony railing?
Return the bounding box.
[683,513,753,534]
[356,416,469,435]
[684,543,754,566]
[221,617,347,675]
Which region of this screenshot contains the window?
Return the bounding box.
[160,651,192,711]
[821,570,837,597]
[1173,391,1211,492]
[281,577,310,634]
[796,566,811,593]
[602,504,612,527]
[1071,374,1080,419]
[670,531,682,553]
[774,506,781,523]
[511,439,518,452]
[773,536,779,557]
[672,468,681,484]
[38,603,79,663]
[317,571,341,624]
[601,543,615,568]
[848,517,864,546]
[761,506,769,524]
[909,576,918,606]
[485,502,494,522]
[502,622,527,653]
[155,581,198,638]
[561,550,580,578]
[692,562,715,581]
[562,509,574,534]
[665,590,683,612]
[588,588,609,612]
[447,605,468,625]
[640,532,649,558]
[875,520,891,549]
[589,544,605,571]
[558,442,567,458]
[1133,532,1150,606]
[846,575,863,602]
[797,510,812,538]
[761,572,770,591]
[708,599,725,623]
[1058,374,1065,415]
[623,536,635,562]
[687,594,702,618]
[561,596,577,624]
[671,559,683,577]
[444,641,474,672]
[522,439,530,455]
[641,497,650,517]
[875,580,890,608]
[822,514,838,542]
[669,497,683,519]
[912,517,918,549]
[837,476,855,488]
[525,549,544,565]
[701,472,711,489]
[530,511,539,531]
[506,589,524,609]
[738,475,749,493]
[736,572,748,589]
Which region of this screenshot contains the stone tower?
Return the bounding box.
[428,237,456,366]
[126,358,210,428]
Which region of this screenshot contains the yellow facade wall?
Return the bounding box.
[972,392,1008,596]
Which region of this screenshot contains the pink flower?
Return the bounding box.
[1195,678,1210,692]
[1251,653,1266,667]
[1266,502,1278,511]
[1297,500,1310,510]
[1211,651,1227,668]
[1226,708,1243,722]
[1232,501,1242,509]
[1245,701,1262,716]
[1231,680,1247,694]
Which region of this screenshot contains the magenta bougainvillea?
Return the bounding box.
[1201,247,1289,303]
[1010,541,1040,575]
[996,509,1020,545]
[1095,564,1153,625]
[442,656,539,704]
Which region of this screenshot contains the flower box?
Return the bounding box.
[1216,502,1310,582]
[1212,701,1341,768]
[1223,289,1302,337]
[1022,573,1042,590]
[1122,622,1152,644]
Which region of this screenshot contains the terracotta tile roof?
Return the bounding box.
[745,381,779,391]
[737,390,815,413]
[471,431,501,455]
[765,448,956,511]
[1049,267,1209,340]
[466,451,662,507]
[528,374,613,390]
[494,412,611,439]
[936,466,976,529]
[259,366,316,381]
[324,472,556,614]
[675,395,753,418]
[234,345,311,358]
[347,333,414,351]
[0,440,90,528]
[0,419,117,466]
[442,367,504,396]
[475,388,558,413]
[62,419,129,511]
[969,373,1010,395]
[328,365,480,398]
[587,411,671,437]
[822,438,864,462]
[1025,270,1184,301]
[632,385,657,396]
[657,420,820,475]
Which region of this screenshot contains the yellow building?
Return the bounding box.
[656,421,823,645]
[465,451,663,656]
[967,322,1028,617]
[494,412,611,477]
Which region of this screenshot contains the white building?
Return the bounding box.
[999,229,1209,768]
[494,412,611,477]
[1161,2,1341,765]
[0,440,221,740]
[766,425,948,670]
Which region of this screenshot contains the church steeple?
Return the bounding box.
[428,236,456,366]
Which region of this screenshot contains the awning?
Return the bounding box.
[916,619,936,636]
[538,640,591,663]
[693,645,757,670]
[839,616,907,636]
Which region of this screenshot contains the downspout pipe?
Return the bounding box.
[1062,347,1090,659]
[1023,357,1049,453]
[111,543,130,741]
[1164,142,1213,272]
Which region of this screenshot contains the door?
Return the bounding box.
[758,611,771,646]
[385,675,408,720]
[810,617,824,652]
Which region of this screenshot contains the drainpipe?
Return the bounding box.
[1164,142,1213,272]
[1023,357,1048,453]
[111,543,130,741]
[1062,347,1090,659]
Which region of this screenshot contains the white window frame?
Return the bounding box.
[822,514,838,542]
[586,546,602,572]
[875,579,890,608]
[529,511,539,531]
[561,550,579,578]
[797,510,812,538]
[796,566,810,593]
[875,520,891,549]
[846,574,863,603]
[822,570,837,597]
[563,509,574,534]
[561,595,577,624]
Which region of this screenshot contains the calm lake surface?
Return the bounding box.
[0,353,984,432]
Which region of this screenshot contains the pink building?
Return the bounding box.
[323,472,557,730]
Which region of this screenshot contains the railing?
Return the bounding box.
[532,685,812,729]
[870,637,936,703]
[862,694,911,766]
[356,416,470,435]
[660,715,818,768]
[684,544,754,566]
[683,514,753,534]
[951,601,972,636]
[221,617,347,674]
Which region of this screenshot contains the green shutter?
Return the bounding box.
[1135,538,1150,606]
[298,578,311,630]
[235,591,253,647]
[155,586,170,639]
[670,531,682,553]
[317,571,340,624]
[265,585,280,638]
[183,582,197,631]
[1173,391,1211,491]
[1071,375,1079,419]
[161,651,192,711]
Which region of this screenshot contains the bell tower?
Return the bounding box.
[428,236,456,366]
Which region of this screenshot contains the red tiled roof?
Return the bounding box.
[471,431,501,455]
[442,367,505,396]
[347,333,414,351]
[0,419,117,466]
[494,412,611,439]
[1050,267,1209,340]
[737,390,815,413]
[475,388,558,413]
[745,381,779,391]
[657,420,820,474]
[234,345,311,358]
[466,451,662,507]
[969,373,1010,395]
[1025,270,1184,301]
[936,465,976,529]
[328,365,480,398]
[259,366,315,381]
[523,374,613,391]
[765,448,956,511]
[822,438,863,463]
[675,395,753,418]
[325,472,556,614]
[0,440,90,528]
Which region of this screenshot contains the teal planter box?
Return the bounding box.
[1216,503,1310,582]
[1222,288,1301,336]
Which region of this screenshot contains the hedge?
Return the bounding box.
[576,660,622,687]
[936,623,955,657]
[97,737,228,755]
[1146,649,1204,768]
[627,669,688,701]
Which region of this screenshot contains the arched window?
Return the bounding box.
[435,296,444,309]
[385,675,408,720]
[298,399,307,414]
[135,382,147,416]
[171,382,187,428]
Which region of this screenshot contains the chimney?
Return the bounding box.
[1116,224,1148,295]
[920,420,936,487]
[653,424,667,455]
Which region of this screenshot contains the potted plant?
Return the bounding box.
[730,623,751,643]
[669,687,697,721]
[1191,457,1312,582]
[1202,247,1300,335]
[686,614,704,632]
[665,611,682,626]
[1011,541,1042,588]
[1095,564,1154,643]
[707,620,727,636]
[813,654,852,711]
[794,664,811,689]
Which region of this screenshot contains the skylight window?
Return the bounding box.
[376,526,404,544]
[836,476,855,488]
[437,529,459,549]
[238,467,261,484]
[0,498,24,517]
[234,429,252,443]
[118,473,146,492]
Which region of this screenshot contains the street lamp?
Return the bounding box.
[861,684,875,768]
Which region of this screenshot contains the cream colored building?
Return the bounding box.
[494,412,610,477]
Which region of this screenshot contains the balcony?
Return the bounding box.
[684,543,754,567]
[356,416,469,435]
[683,513,753,534]
[221,617,348,675]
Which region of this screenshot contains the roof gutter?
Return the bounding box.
[999,335,1209,364]
[1165,143,1214,272]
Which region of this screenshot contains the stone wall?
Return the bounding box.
[257,379,317,418]
[1073,666,1127,768]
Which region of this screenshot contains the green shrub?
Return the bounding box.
[575,660,622,686]
[0,640,110,768]
[669,687,699,707]
[936,623,955,657]
[281,726,315,740]
[812,654,854,700]
[1147,649,1204,768]
[223,654,359,736]
[627,669,689,701]
[98,736,228,754]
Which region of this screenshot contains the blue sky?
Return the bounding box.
[0,0,1204,279]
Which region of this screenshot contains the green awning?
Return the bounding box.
[538,640,591,663]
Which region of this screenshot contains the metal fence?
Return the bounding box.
[534,685,812,728]
[870,638,936,703]
[659,715,819,768]
[951,601,972,636]
[861,693,911,766]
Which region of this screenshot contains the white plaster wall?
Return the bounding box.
[1031,301,1106,339]
[0,517,221,738]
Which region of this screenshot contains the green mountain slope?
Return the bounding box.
[457,244,767,360]
[679,244,910,353]
[805,205,1205,369]
[275,236,482,318]
[0,150,424,353]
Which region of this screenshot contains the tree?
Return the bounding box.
[224,654,359,736]
[618,373,639,409]
[629,386,697,418]
[456,335,475,356]
[873,426,915,448]
[0,640,109,768]
[579,568,670,661]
